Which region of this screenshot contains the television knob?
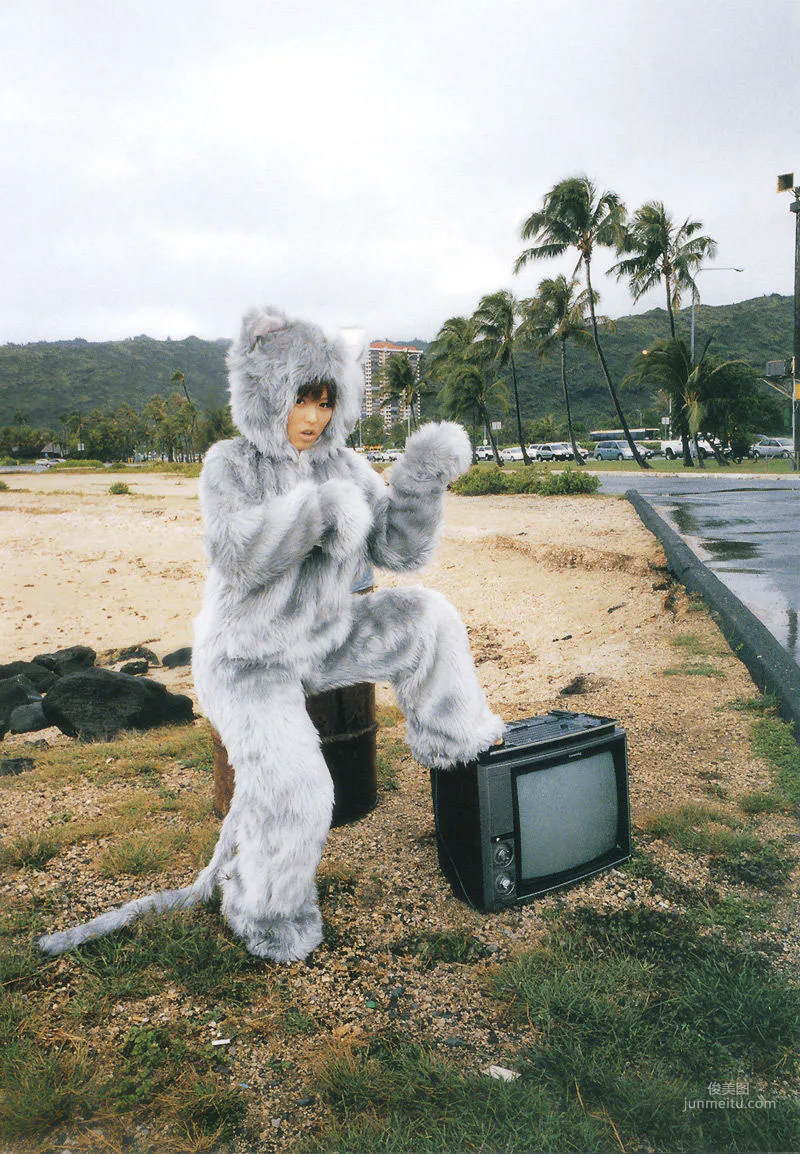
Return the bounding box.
[493,842,513,866]
[495,872,514,896]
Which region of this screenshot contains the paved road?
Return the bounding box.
[595,471,800,661]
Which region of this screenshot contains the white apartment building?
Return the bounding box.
[362,340,423,428]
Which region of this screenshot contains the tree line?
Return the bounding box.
[0,389,236,463]
[417,175,779,468]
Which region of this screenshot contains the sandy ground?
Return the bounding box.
[0,467,777,822]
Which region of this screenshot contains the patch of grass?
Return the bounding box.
[643,802,739,850]
[643,804,793,890]
[699,894,775,935]
[0,479,8,491]
[729,693,780,715]
[99,828,189,876]
[71,907,263,1003]
[108,481,131,494]
[0,830,62,869]
[390,929,490,967]
[10,722,215,789]
[376,732,405,792]
[671,632,709,655]
[0,1041,99,1140]
[738,790,786,815]
[487,907,800,1153]
[662,662,726,678]
[282,1007,317,1036]
[709,836,794,889]
[751,716,800,803]
[305,1032,608,1154]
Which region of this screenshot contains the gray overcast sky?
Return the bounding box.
[2,0,799,345]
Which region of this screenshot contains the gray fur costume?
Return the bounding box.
[37,306,503,963]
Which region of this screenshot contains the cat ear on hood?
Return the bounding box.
[244,309,287,351]
[337,326,367,365]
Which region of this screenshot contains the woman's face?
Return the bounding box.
[286,386,334,451]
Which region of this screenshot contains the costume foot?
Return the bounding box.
[241,907,324,963]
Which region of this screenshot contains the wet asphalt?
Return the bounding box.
[595,470,800,664]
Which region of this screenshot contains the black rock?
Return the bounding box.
[10,701,50,734]
[33,645,96,677]
[0,676,42,734]
[42,668,194,741]
[120,660,149,676]
[162,646,192,669]
[0,661,58,692]
[0,757,35,777]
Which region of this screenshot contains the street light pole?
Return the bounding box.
[690,266,744,363]
[777,174,800,471]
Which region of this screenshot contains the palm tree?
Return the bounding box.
[626,338,741,467]
[514,175,651,469]
[521,275,599,465]
[378,352,423,431]
[610,201,717,338]
[428,316,507,465]
[472,290,530,464]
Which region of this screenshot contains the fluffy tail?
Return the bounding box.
[36,811,236,956]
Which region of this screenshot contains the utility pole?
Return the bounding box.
[778,173,800,471]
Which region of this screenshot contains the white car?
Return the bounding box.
[475,444,494,461]
[537,442,574,461]
[500,446,525,462]
[751,437,792,460]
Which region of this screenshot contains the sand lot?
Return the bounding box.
[0,468,776,819]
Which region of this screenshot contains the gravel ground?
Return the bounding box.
[1,482,798,1153]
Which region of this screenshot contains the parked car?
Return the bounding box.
[366,450,387,462]
[384,449,403,461]
[35,458,58,467]
[475,444,494,461]
[750,436,792,460]
[500,446,525,462]
[594,440,634,461]
[660,437,714,460]
[538,442,575,461]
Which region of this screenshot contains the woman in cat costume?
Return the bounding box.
[38,306,503,963]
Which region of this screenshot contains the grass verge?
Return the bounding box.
[304,907,800,1154]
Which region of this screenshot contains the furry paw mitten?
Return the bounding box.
[398,422,472,488]
[318,478,373,560]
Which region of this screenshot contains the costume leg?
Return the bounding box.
[195,666,333,962]
[304,586,504,769]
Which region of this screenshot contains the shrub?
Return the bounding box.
[108,481,131,495]
[0,480,8,491]
[451,464,598,497]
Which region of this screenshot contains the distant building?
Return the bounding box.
[363,340,422,429]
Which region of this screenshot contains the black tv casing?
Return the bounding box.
[430,711,631,911]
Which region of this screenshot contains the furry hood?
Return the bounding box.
[226,306,366,462]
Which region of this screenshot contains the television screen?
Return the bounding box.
[515,750,619,880]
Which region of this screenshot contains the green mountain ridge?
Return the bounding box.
[0,294,793,431]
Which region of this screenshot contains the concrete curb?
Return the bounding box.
[625,489,800,739]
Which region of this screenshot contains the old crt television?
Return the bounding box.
[430,711,631,911]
